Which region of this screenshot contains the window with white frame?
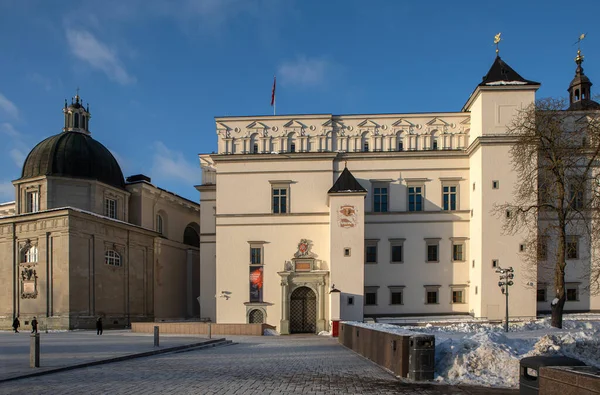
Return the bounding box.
[408,185,424,211]
[105,250,121,266]
[566,283,579,301]
[22,245,38,263]
[372,183,389,213]
[389,238,405,263]
[365,240,378,264]
[425,239,440,263]
[451,286,466,304]
[364,286,378,306]
[424,286,440,304]
[270,181,291,214]
[442,184,458,211]
[389,286,404,305]
[156,214,164,235]
[26,190,39,213]
[249,242,265,303]
[566,236,578,260]
[105,198,117,219]
[452,241,465,262]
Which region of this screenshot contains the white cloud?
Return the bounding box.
[65,28,136,85]
[9,149,26,168]
[151,141,200,186]
[0,93,19,119]
[0,122,21,138]
[0,181,15,202]
[278,56,332,87]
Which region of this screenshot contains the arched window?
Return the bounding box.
[22,245,38,263]
[287,132,297,153]
[105,250,121,266]
[361,132,369,152]
[396,131,404,151]
[430,131,439,150]
[248,309,264,323]
[575,89,580,101]
[82,115,86,130]
[183,223,200,247]
[74,113,80,128]
[156,214,164,235]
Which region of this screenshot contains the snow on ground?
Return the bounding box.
[348,316,600,388]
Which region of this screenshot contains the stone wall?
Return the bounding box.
[132,322,275,336]
[540,366,600,394]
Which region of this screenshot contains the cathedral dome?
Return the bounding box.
[20,131,125,189]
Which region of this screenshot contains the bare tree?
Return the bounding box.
[496,98,600,328]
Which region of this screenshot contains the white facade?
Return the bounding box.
[198,55,599,333]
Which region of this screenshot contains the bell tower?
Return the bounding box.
[567,35,600,111]
[63,89,91,135]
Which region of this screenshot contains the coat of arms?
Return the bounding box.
[294,239,314,258]
[338,205,357,228]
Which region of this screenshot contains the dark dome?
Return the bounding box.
[21,132,125,189]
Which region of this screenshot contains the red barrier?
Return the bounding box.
[332,320,339,337]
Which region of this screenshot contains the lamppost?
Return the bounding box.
[496,266,515,332]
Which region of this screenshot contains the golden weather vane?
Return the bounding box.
[574,33,587,63]
[494,32,502,55]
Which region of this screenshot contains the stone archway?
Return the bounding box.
[289,287,316,333]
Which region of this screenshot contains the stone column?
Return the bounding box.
[316,280,326,333]
[280,276,290,334]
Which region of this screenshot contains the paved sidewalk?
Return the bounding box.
[0,334,518,394]
[0,330,214,382]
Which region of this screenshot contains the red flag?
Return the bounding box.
[270,76,276,106]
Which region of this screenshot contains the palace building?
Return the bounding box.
[0,94,200,330]
[197,50,600,333]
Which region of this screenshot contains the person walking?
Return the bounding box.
[96,317,103,335]
[31,317,38,333]
[12,316,20,333]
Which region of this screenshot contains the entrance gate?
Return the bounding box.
[289,287,316,333]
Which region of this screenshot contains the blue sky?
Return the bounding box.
[1,0,599,202]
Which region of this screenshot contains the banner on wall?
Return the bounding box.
[250,266,263,302]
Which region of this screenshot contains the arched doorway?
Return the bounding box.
[289,287,316,333]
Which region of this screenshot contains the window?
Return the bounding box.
[519,244,526,252]
[250,247,262,265]
[389,286,404,305]
[451,288,466,304]
[452,243,464,261]
[569,177,584,210]
[105,198,117,219]
[23,245,38,263]
[344,248,351,257]
[442,185,457,211]
[398,140,404,151]
[432,139,438,150]
[105,250,121,266]
[389,239,405,263]
[425,239,439,262]
[156,214,164,235]
[74,113,80,128]
[472,259,475,268]
[566,284,579,301]
[492,180,499,189]
[492,259,498,268]
[272,187,289,214]
[408,186,424,211]
[363,141,369,152]
[26,191,39,213]
[566,237,578,260]
[425,286,439,304]
[249,242,265,303]
[537,287,546,302]
[290,143,296,153]
[373,185,389,212]
[364,287,378,305]
[347,296,354,305]
[365,240,378,264]
[506,210,512,219]
[538,237,548,260]
[253,143,259,154]
[248,309,264,323]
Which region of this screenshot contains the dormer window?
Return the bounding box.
[105,198,117,219]
[26,191,39,213]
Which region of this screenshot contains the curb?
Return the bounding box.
[0,338,230,383]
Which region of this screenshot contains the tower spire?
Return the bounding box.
[567,34,600,111]
[62,88,92,134]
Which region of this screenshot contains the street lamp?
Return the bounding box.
[496,266,515,332]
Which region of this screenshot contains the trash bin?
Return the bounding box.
[519,355,586,394]
[408,335,435,381]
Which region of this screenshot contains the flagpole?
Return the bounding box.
[274,95,276,116]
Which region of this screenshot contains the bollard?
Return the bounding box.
[208,322,212,339]
[30,333,40,368]
[153,326,159,347]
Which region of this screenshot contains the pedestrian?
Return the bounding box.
[31,317,38,334]
[12,316,20,333]
[96,317,103,335]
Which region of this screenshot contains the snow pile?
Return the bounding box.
[436,332,520,387]
[346,317,600,388]
[318,331,332,336]
[263,328,280,336]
